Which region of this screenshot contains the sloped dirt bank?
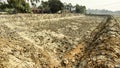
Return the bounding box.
[78,16,120,68]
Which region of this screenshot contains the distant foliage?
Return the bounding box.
[38,1,50,13]
[7,0,31,13]
[0,2,8,11]
[75,4,86,14]
[48,0,64,13]
[64,3,74,12]
[0,0,86,14]
[0,0,31,13]
[38,0,64,13]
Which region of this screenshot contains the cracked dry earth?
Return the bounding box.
[0,14,120,68]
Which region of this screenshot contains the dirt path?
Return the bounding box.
[31,15,85,22]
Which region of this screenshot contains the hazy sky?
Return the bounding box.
[60,0,120,11]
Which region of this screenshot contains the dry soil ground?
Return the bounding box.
[0,14,120,68]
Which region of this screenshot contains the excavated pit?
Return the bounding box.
[0,14,120,68]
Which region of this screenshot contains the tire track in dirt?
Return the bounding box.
[30,15,85,22]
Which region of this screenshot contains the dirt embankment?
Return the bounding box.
[78,16,120,68]
[59,15,120,68]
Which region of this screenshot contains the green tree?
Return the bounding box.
[0,2,8,11]
[80,6,86,14]
[75,4,86,14]
[38,1,50,13]
[0,0,31,13]
[75,4,80,13]
[7,0,31,13]
[66,3,73,12]
[48,0,64,13]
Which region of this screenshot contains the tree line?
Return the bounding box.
[0,0,86,14]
